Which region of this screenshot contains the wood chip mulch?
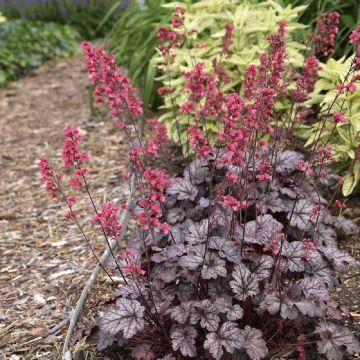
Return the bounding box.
[0,52,131,359]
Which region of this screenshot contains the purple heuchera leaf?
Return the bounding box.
[166,207,186,224]
[287,198,314,231]
[239,326,268,360]
[259,294,298,320]
[186,219,209,245]
[312,224,337,246]
[203,321,244,360]
[218,241,242,263]
[280,241,305,272]
[301,276,330,301]
[320,244,357,270]
[202,251,227,279]
[190,300,220,331]
[167,301,193,324]
[178,252,203,271]
[167,178,198,201]
[215,297,244,321]
[274,150,304,175]
[243,214,283,245]
[230,263,259,301]
[259,191,286,213]
[294,300,322,317]
[99,298,145,338]
[151,244,187,263]
[315,321,360,360]
[184,158,210,184]
[170,325,197,357]
[131,343,155,360]
[97,330,114,351]
[113,280,148,300]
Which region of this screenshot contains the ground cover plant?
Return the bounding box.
[40,6,360,360]
[0,0,127,39]
[0,19,78,85]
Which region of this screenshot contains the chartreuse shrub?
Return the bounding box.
[0,11,5,23]
[155,0,307,146]
[40,9,360,359]
[0,20,78,85]
[299,55,360,196]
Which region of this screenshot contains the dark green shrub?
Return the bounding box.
[0,20,79,85]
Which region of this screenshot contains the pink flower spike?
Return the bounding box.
[335,200,347,209]
[333,112,347,124]
[92,202,123,240]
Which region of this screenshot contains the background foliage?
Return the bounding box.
[0,0,128,39]
[299,56,360,196]
[156,0,306,147]
[0,20,78,85]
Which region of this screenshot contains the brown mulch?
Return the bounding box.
[0,53,130,359]
[0,52,359,360]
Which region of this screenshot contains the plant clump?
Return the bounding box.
[40,7,360,360]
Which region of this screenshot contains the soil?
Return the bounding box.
[0,53,359,360]
[0,52,131,359]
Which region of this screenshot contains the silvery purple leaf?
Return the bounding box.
[167,301,193,324]
[208,236,225,250]
[253,255,274,280]
[213,205,232,227]
[166,207,186,224]
[315,321,360,360]
[97,330,114,351]
[287,199,314,231]
[218,241,242,263]
[294,300,322,317]
[167,178,198,201]
[301,276,330,301]
[170,325,197,357]
[259,294,298,320]
[186,219,209,245]
[151,244,187,263]
[131,344,155,360]
[190,300,220,331]
[274,150,304,175]
[258,191,285,213]
[230,263,259,301]
[320,245,357,270]
[203,321,244,360]
[239,326,268,360]
[199,197,210,208]
[202,251,227,279]
[214,297,244,321]
[243,214,283,245]
[171,223,185,243]
[99,298,145,338]
[280,241,305,272]
[158,355,176,360]
[312,224,337,246]
[114,280,148,300]
[327,215,359,235]
[153,263,179,283]
[178,252,203,271]
[279,187,299,199]
[184,158,210,184]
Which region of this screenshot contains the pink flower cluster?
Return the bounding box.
[350,26,360,70]
[156,8,186,65]
[92,202,123,240]
[313,12,340,57]
[81,41,143,119]
[39,158,61,199]
[222,24,235,54]
[292,56,321,102]
[63,126,89,167]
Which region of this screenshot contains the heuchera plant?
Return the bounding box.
[40,8,360,360]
